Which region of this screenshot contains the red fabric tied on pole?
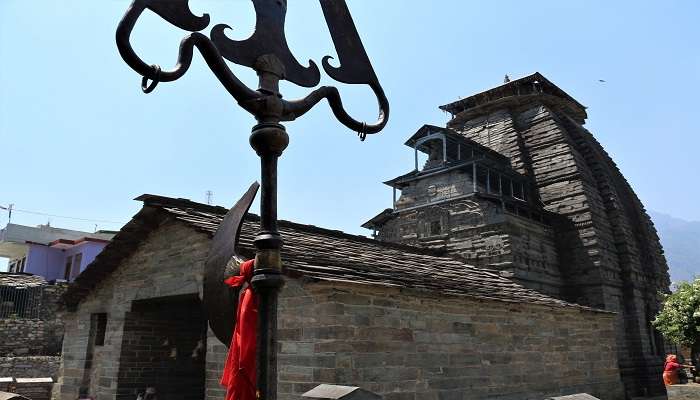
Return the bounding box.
[220,259,258,400]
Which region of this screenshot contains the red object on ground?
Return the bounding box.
[220,260,258,400]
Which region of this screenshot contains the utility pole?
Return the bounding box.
[205,190,214,205]
[0,204,13,224]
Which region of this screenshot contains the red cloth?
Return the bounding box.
[664,361,681,372]
[220,260,258,400]
[665,354,680,372]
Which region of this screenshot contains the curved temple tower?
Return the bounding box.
[364,72,670,398]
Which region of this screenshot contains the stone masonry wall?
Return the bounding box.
[55,219,210,400]
[0,319,63,356]
[0,356,60,379]
[58,216,625,400]
[450,102,669,397]
[378,196,563,297]
[0,282,66,357]
[206,279,624,400]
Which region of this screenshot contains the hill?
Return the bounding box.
[650,211,700,285]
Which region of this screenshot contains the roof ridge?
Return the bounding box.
[144,193,449,258]
[135,194,229,214]
[58,193,607,313]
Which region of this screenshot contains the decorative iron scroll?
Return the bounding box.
[116,0,388,139]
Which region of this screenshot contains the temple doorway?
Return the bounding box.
[116,294,207,400]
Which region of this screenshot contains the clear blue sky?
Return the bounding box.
[1,1,698,271]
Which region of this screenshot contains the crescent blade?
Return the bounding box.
[203,182,259,346]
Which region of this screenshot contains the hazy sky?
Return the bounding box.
[1,1,699,271]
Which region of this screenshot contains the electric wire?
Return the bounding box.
[0,203,122,225]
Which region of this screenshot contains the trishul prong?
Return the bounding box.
[115,0,388,137]
[116,0,260,106]
[211,0,320,88]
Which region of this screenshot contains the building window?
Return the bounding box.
[513,182,524,200]
[92,313,108,346]
[19,257,26,273]
[64,256,74,280]
[71,253,83,279]
[429,220,442,236]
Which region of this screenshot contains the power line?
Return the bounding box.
[0,203,122,225]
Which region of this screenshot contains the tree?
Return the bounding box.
[653,278,700,363]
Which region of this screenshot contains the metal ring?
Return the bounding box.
[141,64,161,94]
[358,123,367,141]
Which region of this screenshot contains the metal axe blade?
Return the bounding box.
[203,182,259,346]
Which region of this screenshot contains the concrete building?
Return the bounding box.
[0,224,115,281]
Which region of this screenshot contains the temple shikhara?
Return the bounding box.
[365,72,670,394]
[52,73,670,400]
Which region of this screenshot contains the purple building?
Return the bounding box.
[0,223,115,281]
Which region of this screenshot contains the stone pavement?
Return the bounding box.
[667,383,700,400]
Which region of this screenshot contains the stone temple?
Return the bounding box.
[55,73,670,400]
[364,72,670,396]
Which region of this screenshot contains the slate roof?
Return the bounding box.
[63,194,603,312]
[403,124,510,164]
[439,72,588,122]
[0,273,47,288]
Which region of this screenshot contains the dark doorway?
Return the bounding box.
[116,294,207,400]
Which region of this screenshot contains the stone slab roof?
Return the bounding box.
[0,273,46,288]
[439,72,588,123]
[63,195,605,313]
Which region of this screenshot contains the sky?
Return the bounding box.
[1,1,699,271]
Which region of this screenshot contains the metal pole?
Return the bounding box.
[115,4,389,400]
[250,122,288,400]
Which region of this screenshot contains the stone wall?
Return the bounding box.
[0,280,65,400]
[0,281,66,358]
[450,102,669,397]
[58,217,625,400]
[205,280,624,400]
[394,170,475,211]
[378,196,563,297]
[0,319,63,357]
[40,283,68,321]
[55,219,210,400]
[0,356,60,379]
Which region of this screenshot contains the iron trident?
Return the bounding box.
[116,1,389,400]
